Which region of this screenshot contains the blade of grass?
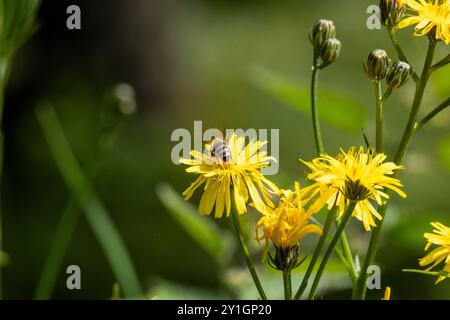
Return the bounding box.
[34,197,80,299]
[36,102,142,298]
[156,182,232,263]
[34,156,101,299]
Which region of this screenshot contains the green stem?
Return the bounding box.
[430,54,450,72]
[36,103,142,298]
[293,207,336,299]
[353,40,436,300]
[388,27,420,83]
[308,52,356,291]
[283,270,292,300]
[403,269,450,279]
[374,81,383,153]
[311,54,324,155]
[309,216,349,269]
[394,41,436,164]
[308,202,356,300]
[416,97,450,130]
[337,221,358,282]
[351,202,389,300]
[231,210,267,300]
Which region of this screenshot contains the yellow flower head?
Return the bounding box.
[256,182,322,257]
[300,147,406,231]
[399,0,450,44]
[180,134,279,218]
[419,221,450,283]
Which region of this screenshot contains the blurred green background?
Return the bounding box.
[2,0,450,299]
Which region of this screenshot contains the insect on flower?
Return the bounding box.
[180,133,280,218]
[210,137,233,163]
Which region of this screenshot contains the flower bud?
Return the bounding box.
[310,19,336,50]
[320,38,341,65]
[269,245,302,272]
[366,49,390,81]
[386,61,411,89]
[380,0,406,27]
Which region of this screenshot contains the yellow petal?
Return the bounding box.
[199,180,220,215]
[398,16,423,29]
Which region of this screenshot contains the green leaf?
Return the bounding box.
[437,136,450,173]
[156,183,233,263]
[251,69,366,133]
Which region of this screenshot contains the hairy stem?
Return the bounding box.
[311,54,324,155]
[353,41,436,300]
[309,53,356,285]
[394,41,436,164]
[308,202,356,300]
[388,27,420,82]
[283,270,292,300]
[430,54,450,72]
[403,269,450,279]
[293,207,337,299]
[416,97,450,130]
[374,81,383,153]
[337,219,358,282]
[231,210,267,300]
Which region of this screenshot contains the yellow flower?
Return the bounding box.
[398,0,450,44]
[300,147,406,231]
[383,287,391,300]
[180,134,279,218]
[256,182,322,257]
[419,221,450,283]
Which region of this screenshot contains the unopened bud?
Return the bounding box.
[380,0,406,27]
[386,61,411,89]
[310,19,336,50]
[366,49,390,81]
[269,245,302,272]
[320,38,341,64]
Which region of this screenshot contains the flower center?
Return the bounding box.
[344,178,371,202]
